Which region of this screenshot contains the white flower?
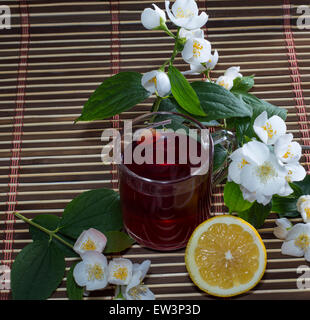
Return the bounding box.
[216,66,242,91]
[227,146,250,185]
[183,50,219,75]
[108,258,133,285]
[228,140,288,205]
[165,0,208,30]
[274,133,302,163]
[297,195,310,213]
[253,111,286,145]
[284,162,306,183]
[240,186,272,206]
[225,66,243,79]
[205,50,219,70]
[281,223,310,261]
[141,4,166,30]
[240,142,287,197]
[132,260,151,281]
[141,70,171,97]
[119,260,155,300]
[273,218,293,240]
[299,199,310,223]
[181,37,211,65]
[73,251,108,291]
[179,27,204,40]
[276,163,306,198]
[277,182,294,198]
[73,228,107,255]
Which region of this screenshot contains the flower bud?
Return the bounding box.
[141,70,171,97]
[141,4,166,30]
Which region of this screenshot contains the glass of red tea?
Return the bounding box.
[118,112,228,251]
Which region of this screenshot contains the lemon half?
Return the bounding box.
[185,215,267,297]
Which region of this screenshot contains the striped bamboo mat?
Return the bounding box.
[0,0,310,300]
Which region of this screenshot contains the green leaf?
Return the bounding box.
[234,92,287,120]
[76,72,151,121]
[224,182,254,213]
[294,175,310,195]
[66,262,83,300]
[231,76,255,93]
[272,196,299,216]
[278,211,300,218]
[271,177,309,218]
[11,240,65,300]
[155,98,189,131]
[158,97,220,126]
[168,65,205,117]
[238,202,271,229]
[288,182,304,198]
[213,144,228,173]
[29,214,78,258]
[103,231,135,253]
[226,117,254,146]
[191,81,253,121]
[59,188,122,239]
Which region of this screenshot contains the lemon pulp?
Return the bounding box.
[195,223,259,289]
[185,215,266,297]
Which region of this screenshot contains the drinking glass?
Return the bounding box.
[118,112,232,251]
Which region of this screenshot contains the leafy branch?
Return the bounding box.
[11,188,134,300]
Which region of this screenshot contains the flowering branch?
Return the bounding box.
[73,0,307,231]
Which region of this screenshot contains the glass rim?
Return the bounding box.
[118,111,214,185]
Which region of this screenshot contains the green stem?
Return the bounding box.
[170,48,178,65]
[170,28,182,66]
[164,29,176,39]
[14,212,74,249]
[203,68,212,82]
[159,20,176,39]
[150,96,163,123]
[159,59,170,72]
[152,96,162,113]
[223,118,227,129]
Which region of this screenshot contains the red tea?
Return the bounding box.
[119,131,212,251]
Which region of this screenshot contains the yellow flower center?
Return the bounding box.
[239,158,249,169]
[175,8,194,18]
[282,145,292,159]
[262,122,277,139]
[256,161,277,184]
[305,207,310,219]
[193,41,203,58]
[129,285,147,300]
[88,264,104,281]
[295,233,310,250]
[218,80,230,90]
[113,267,128,281]
[81,238,97,251]
[285,170,293,183]
[149,76,157,86]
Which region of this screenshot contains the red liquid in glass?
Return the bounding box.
[119,132,212,251]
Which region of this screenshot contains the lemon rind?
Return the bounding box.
[185,215,267,298]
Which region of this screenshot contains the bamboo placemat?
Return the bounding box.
[0,0,310,300]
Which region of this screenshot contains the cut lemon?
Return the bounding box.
[185,215,267,297]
